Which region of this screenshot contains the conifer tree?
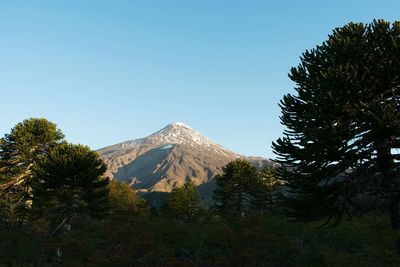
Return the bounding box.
[212,159,261,216]
[29,143,110,230]
[258,165,280,214]
[272,20,400,227]
[0,118,64,223]
[165,181,201,222]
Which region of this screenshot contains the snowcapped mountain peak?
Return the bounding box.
[151,122,195,137]
[137,122,234,156]
[97,123,269,194]
[169,122,191,128]
[100,122,239,161]
[149,122,210,146]
[158,122,194,134]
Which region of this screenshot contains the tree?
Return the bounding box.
[108,179,148,215]
[108,179,137,213]
[272,20,400,227]
[212,159,261,216]
[165,182,201,222]
[257,165,281,214]
[29,143,110,231]
[0,172,19,222]
[0,118,64,223]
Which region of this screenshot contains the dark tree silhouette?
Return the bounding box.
[30,143,109,231]
[273,20,400,227]
[213,159,261,216]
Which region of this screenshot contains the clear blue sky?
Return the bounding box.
[1,1,399,158]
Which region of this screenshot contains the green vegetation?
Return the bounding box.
[273,20,400,227]
[213,159,262,216]
[108,179,143,214]
[29,143,110,231]
[1,19,400,266]
[258,164,281,214]
[0,213,399,266]
[271,19,400,257]
[0,118,65,224]
[164,181,201,222]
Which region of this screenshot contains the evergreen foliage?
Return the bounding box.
[272,20,400,226]
[0,118,64,223]
[29,143,110,230]
[258,165,281,213]
[165,181,201,222]
[2,213,398,266]
[212,159,262,216]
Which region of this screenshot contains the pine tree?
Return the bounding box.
[212,159,261,216]
[272,20,400,227]
[165,182,201,223]
[0,118,64,223]
[29,143,109,231]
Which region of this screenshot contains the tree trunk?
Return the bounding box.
[390,204,400,254]
[389,202,400,229]
[376,139,400,253]
[376,140,398,224]
[238,190,243,216]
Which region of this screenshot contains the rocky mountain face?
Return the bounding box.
[97,122,270,198]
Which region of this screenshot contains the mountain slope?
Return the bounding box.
[97,122,244,193]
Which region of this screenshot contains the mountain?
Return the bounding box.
[97,122,271,199]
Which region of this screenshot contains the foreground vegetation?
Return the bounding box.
[2,118,398,266]
[2,19,400,266]
[1,212,399,266]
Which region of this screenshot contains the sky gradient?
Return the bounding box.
[1,0,399,158]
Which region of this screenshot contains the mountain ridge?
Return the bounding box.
[97,122,271,195]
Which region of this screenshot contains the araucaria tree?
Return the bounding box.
[0,118,64,223]
[29,143,110,229]
[213,159,261,216]
[258,165,280,214]
[165,181,201,222]
[273,20,400,227]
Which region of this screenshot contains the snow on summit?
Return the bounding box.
[170,122,191,128]
[99,122,238,158]
[148,122,227,152]
[97,122,269,194]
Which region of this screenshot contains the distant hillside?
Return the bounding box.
[97,122,272,201]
